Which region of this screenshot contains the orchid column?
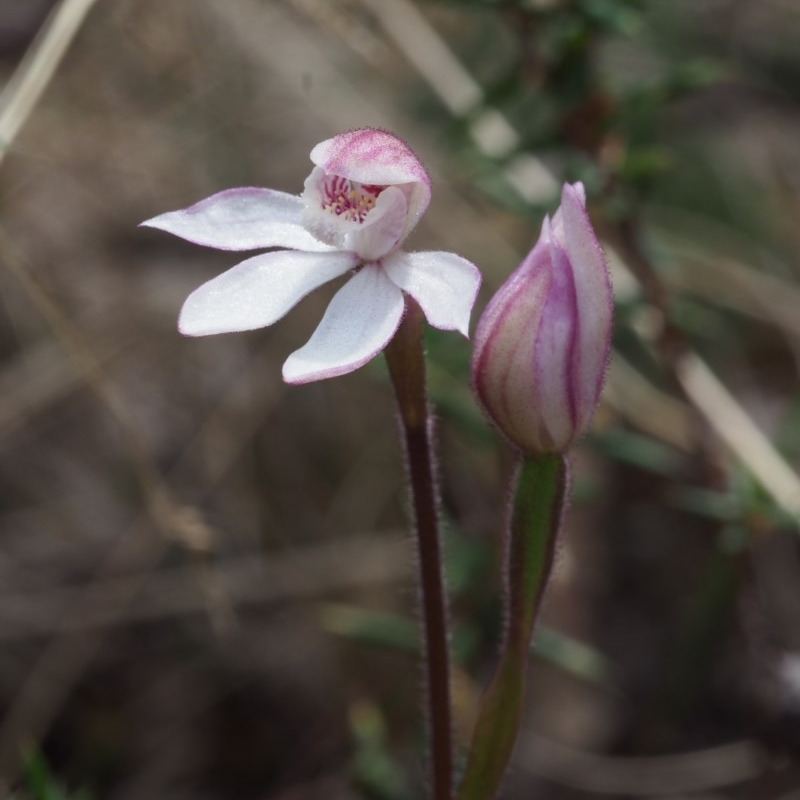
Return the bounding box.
[461,183,613,800]
[141,129,481,800]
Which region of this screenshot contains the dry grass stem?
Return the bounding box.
[0,0,100,164]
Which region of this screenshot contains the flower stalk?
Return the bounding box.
[457,453,568,800]
[462,181,610,799]
[385,298,453,800]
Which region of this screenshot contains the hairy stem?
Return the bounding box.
[457,452,568,800]
[385,298,453,800]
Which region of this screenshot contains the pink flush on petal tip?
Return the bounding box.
[140,128,479,385]
[470,182,613,456]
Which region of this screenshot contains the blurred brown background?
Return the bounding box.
[0,1,800,799]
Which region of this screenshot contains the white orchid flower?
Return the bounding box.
[142,128,481,384]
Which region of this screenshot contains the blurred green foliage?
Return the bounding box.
[415,0,800,769]
[9,752,90,800]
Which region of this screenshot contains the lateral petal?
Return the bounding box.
[178,250,358,336]
[141,188,332,252]
[282,265,404,384]
[383,250,481,336]
[535,218,578,451]
[558,183,613,430]
[471,235,553,454]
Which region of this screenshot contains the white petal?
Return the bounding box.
[301,166,350,249]
[382,250,482,336]
[282,265,404,384]
[178,250,358,336]
[141,188,332,252]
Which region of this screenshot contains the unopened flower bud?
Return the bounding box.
[471,183,612,455]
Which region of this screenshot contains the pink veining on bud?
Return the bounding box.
[141,128,480,385]
[471,182,613,455]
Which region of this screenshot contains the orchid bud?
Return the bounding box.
[471,183,612,455]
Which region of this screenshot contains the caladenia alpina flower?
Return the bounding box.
[471,182,612,456]
[141,128,481,384]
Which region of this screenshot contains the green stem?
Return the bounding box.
[457,453,568,800]
[385,298,453,800]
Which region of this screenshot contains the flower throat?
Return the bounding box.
[321,175,385,223]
